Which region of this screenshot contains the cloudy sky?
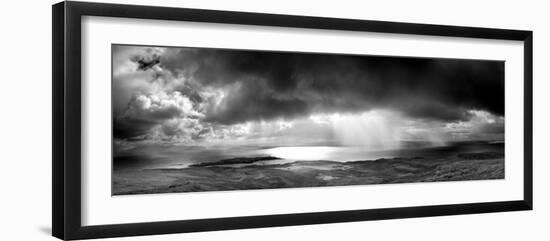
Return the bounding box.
[112,45,504,153]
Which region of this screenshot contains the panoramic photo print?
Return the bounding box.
[112,44,505,195]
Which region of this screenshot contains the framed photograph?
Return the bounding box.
[52,1,533,240]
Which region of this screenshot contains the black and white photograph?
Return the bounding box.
[1,0,544,240]
[112,44,505,195]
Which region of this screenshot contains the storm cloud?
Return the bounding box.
[159,47,504,124]
[112,45,504,144]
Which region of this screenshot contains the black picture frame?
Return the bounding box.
[52,1,533,240]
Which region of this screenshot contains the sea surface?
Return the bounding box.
[113,141,504,171]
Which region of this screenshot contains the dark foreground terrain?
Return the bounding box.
[113,151,504,195]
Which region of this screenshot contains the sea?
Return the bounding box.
[113,141,504,171]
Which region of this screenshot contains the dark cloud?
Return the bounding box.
[113,117,156,139]
[112,46,504,142]
[159,48,504,125]
[132,54,160,71]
